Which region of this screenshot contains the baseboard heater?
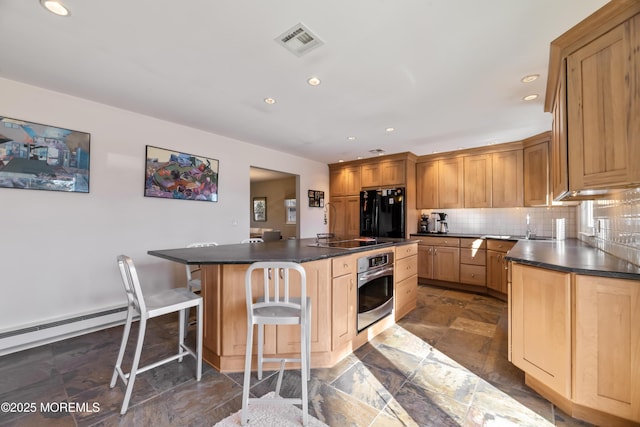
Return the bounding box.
[0,306,128,356]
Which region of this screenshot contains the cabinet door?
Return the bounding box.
[345,196,360,237]
[330,166,361,196]
[361,163,381,188]
[567,17,640,190]
[416,161,438,209]
[492,150,524,207]
[464,154,492,208]
[511,264,571,397]
[574,275,640,422]
[277,259,331,354]
[395,273,417,321]
[438,158,464,208]
[433,246,460,282]
[417,244,433,279]
[329,197,346,237]
[381,160,405,186]
[486,250,504,293]
[524,141,550,206]
[331,272,356,350]
[551,60,569,200]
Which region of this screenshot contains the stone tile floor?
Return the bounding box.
[0,285,594,426]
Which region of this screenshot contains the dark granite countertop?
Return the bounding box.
[148,238,415,265]
[506,238,640,280]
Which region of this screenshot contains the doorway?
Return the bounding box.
[249,167,299,240]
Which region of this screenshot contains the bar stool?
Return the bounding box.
[241,262,311,426]
[184,242,217,334]
[111,255,203,415]
[185,241,219,293]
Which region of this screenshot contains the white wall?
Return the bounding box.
[0,77,329,334]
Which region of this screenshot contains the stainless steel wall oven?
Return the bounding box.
[357,251,394,332]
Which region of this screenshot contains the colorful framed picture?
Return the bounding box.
[0,116,90,193]
[144,145,219,202]
[308,189,324,207]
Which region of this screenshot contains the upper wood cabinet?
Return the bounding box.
[361,159,406,188]
[330,165,361,196]
[567,15,640,191]
[492,149,523,207]
[438,157,464,208]
[524,137,550,206]
[329,153,417,237]
[545,3,640,197]
[464,154,492,208]
[416,160,438,209]
[551,60,569,201]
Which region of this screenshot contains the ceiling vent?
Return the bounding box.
[275,23,324,57]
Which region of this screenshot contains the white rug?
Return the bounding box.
[213,393,328,427]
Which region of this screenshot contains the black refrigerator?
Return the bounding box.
[360,187,405,238]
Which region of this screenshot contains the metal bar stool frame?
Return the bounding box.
[110,255,203,415]
[241,261,311,426]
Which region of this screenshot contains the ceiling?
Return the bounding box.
[0,0,609,165]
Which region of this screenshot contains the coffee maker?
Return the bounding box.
[435,212,449,234]
[418,214,430,233]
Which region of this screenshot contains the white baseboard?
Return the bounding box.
[0,308,128,356]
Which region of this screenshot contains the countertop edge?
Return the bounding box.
[505,239,640,281]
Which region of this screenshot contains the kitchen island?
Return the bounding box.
[148,238,418,372]
[506,239,640,426]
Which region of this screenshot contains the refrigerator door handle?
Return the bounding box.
[372,196,379,237]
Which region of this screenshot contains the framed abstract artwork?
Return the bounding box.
[144,145,219,202]
[0,116,91,193]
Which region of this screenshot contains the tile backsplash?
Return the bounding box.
[578,187,640,267]
[419,206,577,238]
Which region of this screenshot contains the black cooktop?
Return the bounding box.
[308,238,380,250]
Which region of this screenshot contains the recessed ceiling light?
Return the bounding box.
[40,0,70,16]
[369,149,385,156]
[521,74,539,83]
[523,94,538,101]
[385,127,395,133]
[264,97,276,105]
[347,136,356,141]
[307,77,321,86]
[356,156,363,160]
[338,159,344,163]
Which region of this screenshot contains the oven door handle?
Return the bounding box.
[358,266,394,285]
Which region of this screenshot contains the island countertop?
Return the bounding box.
[505,238,640,280]
[148,237,415,265]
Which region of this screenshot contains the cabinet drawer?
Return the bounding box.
[460,238,486,249]
[460,264,486,286]
[395,275,417,319]
[396,243,418,259]
[332,255,355,278]
[460,248,486,266]
[395,255,417,283]
[487,239,517,252]
[415,236,459,247]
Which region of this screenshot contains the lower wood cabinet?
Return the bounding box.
[487,239,516,297]
[394,243,418,320]
[574,275,640,423]
[510,262,640,425]
[510,263,571,398]
[331,255,356,350]
[459,238,486,288]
